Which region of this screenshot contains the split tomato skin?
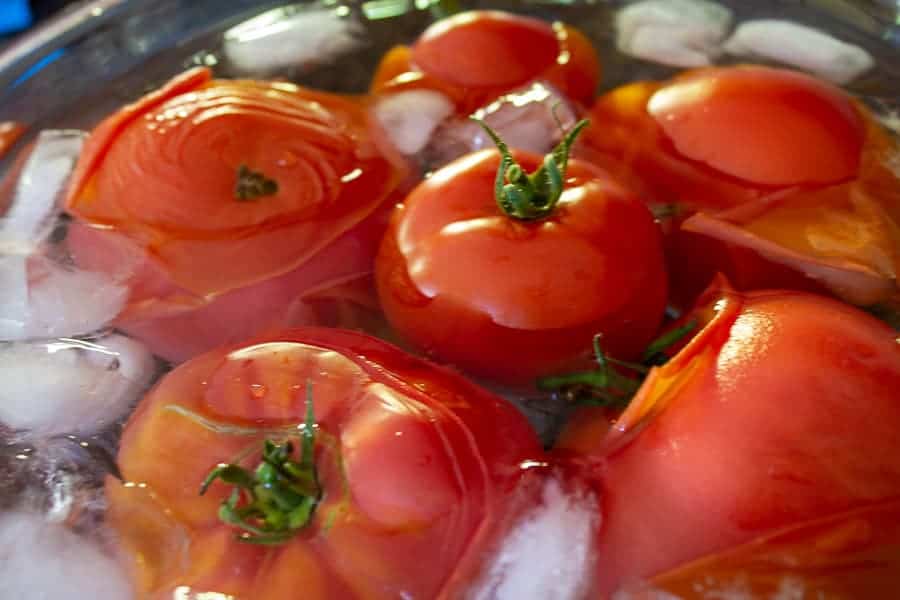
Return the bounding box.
[108,327,544,599]
[581,65,900,309]
[584,66,866,211]
[375,149,668,385]
[558,281,900,596]
[64,68,408,361]
[371,11,601,112]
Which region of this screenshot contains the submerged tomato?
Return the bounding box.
[65,68,407,361]
[582,65,900,308]
[558,279,900,596]
[630,500,900,598]
[108,328,544,599]
[375,147,667,385]
[371,11,600,113]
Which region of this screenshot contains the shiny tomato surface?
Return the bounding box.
[558,280,900,595]
[108,328,544,599]
[582,65,900,308]
[64,68,408,361]
[585,66,866,211]
[371,10,600,113]
[375,149,667,385]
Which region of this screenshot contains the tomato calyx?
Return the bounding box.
[473,115,589,221]
[199,382,320,545]
[537,319,697,408]
[234,164,279,201]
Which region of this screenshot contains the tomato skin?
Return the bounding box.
[584,66,865,210]
[64,68,408,361]
[558,280,900,595]
[375,149,667,385]
[108,327,544,599]
[629,499,900,599]
[582,66,900,308]
[372,11,600,112]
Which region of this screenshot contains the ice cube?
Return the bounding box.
[374,89,456,156]
[615,0,733,68]
[723,20,874,85]
[425,82,578,169]
[224,6,364,75]
[0,130,86,255]
[0,510,130,600]
[24,257,130,341]
[0,333,155,437]
[468,477,599,600]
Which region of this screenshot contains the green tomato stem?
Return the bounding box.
[471,117,589,221]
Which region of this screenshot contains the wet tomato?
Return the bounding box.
[375,125,667,386]
[628,500,900,599]
[557,279,900,596]
[371,10,600,114]
[107,327,544,599]
[582,66,900,309]
[64,67,408,361]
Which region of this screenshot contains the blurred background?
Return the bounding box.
[1,0,77,39]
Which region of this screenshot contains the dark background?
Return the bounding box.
[32,0,75,22]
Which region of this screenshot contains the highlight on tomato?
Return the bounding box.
[64,67,408,362]
[375,119,668,386]
[107,327,559,598]
[582,65,900,309]
[370,10,601,113]
[555,278,900,596]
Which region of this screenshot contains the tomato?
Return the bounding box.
[64,67,408,361]
[375,130,667,385]
[371,11,600,113]
[557,279,900,596]
[584,66,865,211]
[107,327,545,599]
[581,65,900,308]
[627,500,900,599]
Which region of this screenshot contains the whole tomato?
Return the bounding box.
[107,327,546,599]
[371,10,600,114]
[64,68,408,361]
[557,278,900,596]
[582,65,900,308]
[375,122,667,385]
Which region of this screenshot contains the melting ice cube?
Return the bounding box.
[615,0,733,68]
[0,510,130,600]
[0,333,155,437]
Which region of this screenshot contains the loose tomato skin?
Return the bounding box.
[558,280,900,596]
[584,66,866,211]
[372,11,600,113]
[108,327,544,599]
[375,149,667,385]
[582,66,900,308]
[64,68,408,361]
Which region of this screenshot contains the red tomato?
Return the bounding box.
[371,11,600,113]
[375,148,667,385]
[557,279,900,596]
[584,66,865,211]
[64,68,408,361]
[581,66,900,308]
[107,327,544,599]
[627,500,900,598]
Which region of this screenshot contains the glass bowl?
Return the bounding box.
[0,0,899,598]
